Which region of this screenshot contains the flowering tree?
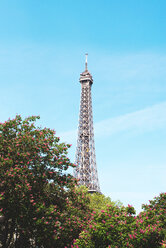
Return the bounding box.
[0,115,91,248]
[73,194,166,248]
[1,115,165,248]
[141,193,166,247]
[73,203,136,248]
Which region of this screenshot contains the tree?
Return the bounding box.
[89,191,122,213]
[73,193,166,248]
[74,186,122,213]
[0,115,91,248]
[141,193,166,246]
[73,203,136,248]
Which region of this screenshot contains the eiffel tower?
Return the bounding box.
[74,54,100,193]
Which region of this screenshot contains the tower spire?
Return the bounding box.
[85,53,88,71]
[74,55,100,193]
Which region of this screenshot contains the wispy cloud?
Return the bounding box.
[95,101,166,138]
[58,101,166,143]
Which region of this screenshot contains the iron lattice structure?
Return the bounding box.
[74,55,100,193]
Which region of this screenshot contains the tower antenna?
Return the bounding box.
[85,53,88,71]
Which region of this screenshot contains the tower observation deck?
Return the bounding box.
[74,54,100,193]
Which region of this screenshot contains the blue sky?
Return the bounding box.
[0,0,166,213]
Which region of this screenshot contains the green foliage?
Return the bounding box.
[0,115,91,248]
[88,192,122,213]
[1,115,166,248]
[75,186,122,213]
[142,193,166,246]
[73,194,166,248]
[73,203,136,248]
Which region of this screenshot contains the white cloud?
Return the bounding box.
[95,101,166,138]
[59,101,166,143]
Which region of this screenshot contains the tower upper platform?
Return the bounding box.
[79,54,93,84]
